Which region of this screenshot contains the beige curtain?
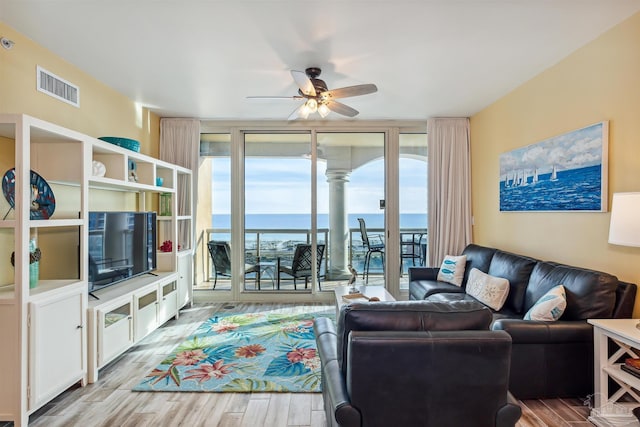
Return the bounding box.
[427,117,472,267]
[159,118,200,254]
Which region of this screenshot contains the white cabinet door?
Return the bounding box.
[29,290,85,411]
[158,281,178,325]
[177,253,192,309]
[134,288,158,341]
[97,300,133,367]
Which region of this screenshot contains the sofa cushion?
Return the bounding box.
[409,279,465,300]
[466,268,510,311]
[436,255,467,286]
[461,244,497,285]
[426,292,477,304]
[524,285,566,321]
[524,262,617,320]
[488,250,537,314]
[336,300,492,377]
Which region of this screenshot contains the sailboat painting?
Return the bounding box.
[500,122,608,212]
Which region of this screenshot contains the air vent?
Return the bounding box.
[36,66,80,107]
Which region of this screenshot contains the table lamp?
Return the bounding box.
[608,192,640,247]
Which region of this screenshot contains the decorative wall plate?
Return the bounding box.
[2,168,56,219]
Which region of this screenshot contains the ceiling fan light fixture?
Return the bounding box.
[299,105,310,119]
[306,98,318,113]
[250,68,377,119]
[318,103,330,118]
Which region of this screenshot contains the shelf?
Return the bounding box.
[89,177,175,193]
[29,219,83,228]
[604,364,640,387]
[91,138,180,191]
[28,280,85,299]
[47,180,82,188]
[0,220,16,228]
[0,284,15,300]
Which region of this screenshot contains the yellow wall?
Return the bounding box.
[0,22,158,285]
[471,12,640,315]
[0,22,159,157]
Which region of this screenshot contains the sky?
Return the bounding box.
[499,122,605,179]
[211,157,427,215]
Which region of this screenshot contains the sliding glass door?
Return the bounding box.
[199,133,231,290]
[243,133,317,291]
[317,133,386,289]
[198,123,426,300]
[399,133,428,290]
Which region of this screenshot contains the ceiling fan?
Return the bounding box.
[247,67,378,120]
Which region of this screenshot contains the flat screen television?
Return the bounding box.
[88,211,157,293]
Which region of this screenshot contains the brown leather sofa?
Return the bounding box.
[314,300,522,427]
[409,244,637,399]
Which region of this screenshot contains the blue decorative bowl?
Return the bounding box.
[98,136,141,152]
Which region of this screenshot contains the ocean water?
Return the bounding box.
[500,165,602,211]
[212,213,426,233]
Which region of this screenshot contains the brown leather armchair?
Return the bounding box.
[314,300,521,427]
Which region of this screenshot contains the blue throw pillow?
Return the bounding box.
[436,255,467,286]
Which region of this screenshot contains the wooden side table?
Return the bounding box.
[588,318,640,427]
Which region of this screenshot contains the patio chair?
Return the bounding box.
[207,240,259,289]
[357,218,385,284]
[277,243,325,290]
[400,231,427,274]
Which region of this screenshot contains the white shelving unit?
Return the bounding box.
[588,318,640,427]
[0,114,193,426]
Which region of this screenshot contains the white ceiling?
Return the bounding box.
[2,0,640,121]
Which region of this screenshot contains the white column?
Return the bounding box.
[326,170,351,280]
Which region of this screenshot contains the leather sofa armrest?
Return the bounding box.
[496,391,522,427]
[314,317,338,363]
[613,281,637,319]
[323,359,362,427]
[315,317,362,427]
[492,319,593,344]
[408,267,439,281]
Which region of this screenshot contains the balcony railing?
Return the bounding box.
[197,227,426,289]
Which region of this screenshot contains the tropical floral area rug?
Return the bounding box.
[133,310,333,393]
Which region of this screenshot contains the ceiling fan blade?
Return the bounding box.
[291,70,316,97]
[322,84,377,100]
[246,96,304,100]
[288,103,308,121]
[325,100,359,117]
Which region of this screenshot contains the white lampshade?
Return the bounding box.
[608,192,640,247]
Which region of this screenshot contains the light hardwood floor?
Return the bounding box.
[17,303,593,427]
